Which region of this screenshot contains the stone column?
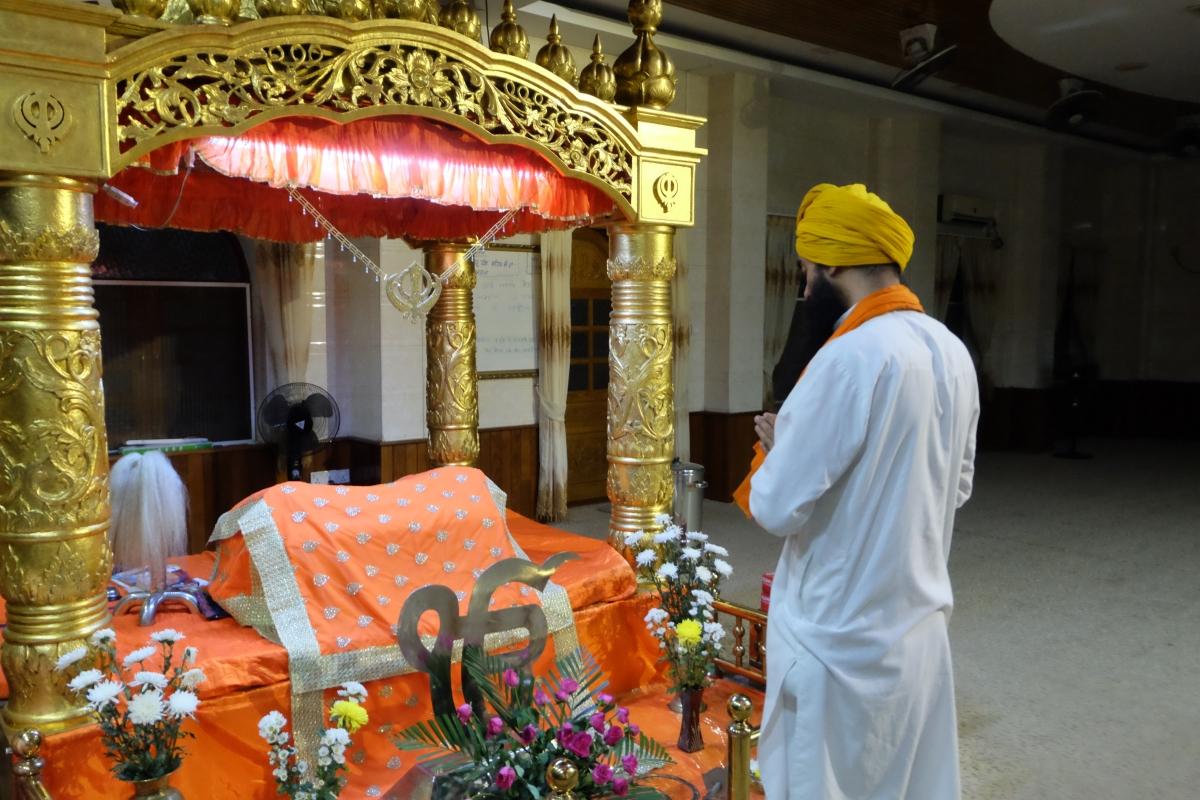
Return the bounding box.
[0,173,112,732]
[423,242,479,467]
[606,223,675,551]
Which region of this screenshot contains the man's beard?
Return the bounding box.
[771,270,849,405]
[798,270,849,364]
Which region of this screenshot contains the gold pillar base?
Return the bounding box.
[423,242,479,468]
[0,173,112,733]
[605,223,675,555]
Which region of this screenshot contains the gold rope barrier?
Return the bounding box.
[0,174,112,733]
[423,241,479,467]
[726,694,755,800]
[605,223,676,553]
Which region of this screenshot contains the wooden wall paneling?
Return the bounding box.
[688,411,760,501]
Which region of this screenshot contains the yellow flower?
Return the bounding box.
[675,619,703,647]
[330,700,369,734]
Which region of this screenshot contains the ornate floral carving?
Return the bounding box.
[608,321,673,457]
[113,40,634,200]
[426,319,479,466]
[0,330,109,532]
[606,255,676,282]
[0,221,99,264]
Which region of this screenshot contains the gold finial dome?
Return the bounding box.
[489,0,530,58]
[579,35,617,102]
[440,0,482,40]
[536,15,578,84]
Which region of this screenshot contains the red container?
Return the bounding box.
[761,572,774,612]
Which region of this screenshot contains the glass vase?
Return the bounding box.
[677,686,705,753]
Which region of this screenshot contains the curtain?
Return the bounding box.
[960,237,998,382]
[672,230,692,461]
[252,241,317,396]
[763,216,802,407]
[536,229,573,522]
[934,235,959,322]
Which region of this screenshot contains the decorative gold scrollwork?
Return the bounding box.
[10,92,72,154]
[0,221,99,264]
[113,41,634,200]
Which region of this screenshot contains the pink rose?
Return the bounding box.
[487,716,504,738]
[604,724,624,746]
[555,689,572,703]
[560,678,579,694]
[592,763,614,785]
[495,765,516,790]
[626,722,640,738]
[456,703,472,724]
[519,723,538,744]
[616,706,630,724]
[565,731,592,758]
[612,777,629,796]
[598,692,614,706]
[503,669,520,688]
[534,688,549,706]
[621,753,638,775]
[589,712,606,732]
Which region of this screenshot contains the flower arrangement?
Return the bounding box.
[396,648,673,799]
[626,514,732,693]
[258,682,370,800]
[55,627,203,782]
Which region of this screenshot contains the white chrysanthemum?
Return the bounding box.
[55,646,88,672]
[654,512,674,526]
[128,690,164,725]
[691,588,715,606]
[273,767,288,782]
[321,727,351,746]
[89,628,117,647]
[713,558,733,577]
[150,629,184,644]
[182,646,199,666]
[167,690,200,718]
[705,543,730,557]
[681,547,702,561]
[86,680,124,710]
[655,562,679,581]
[635,549,657,567]
[123,645,157,667]
[623,531,647,547]
[258,710,288,741]
[67,669,104,693]
[180,668,207,690]
[131,671,168,690]
[651,531,675,545]
[296,760,309,775]
[338,681,367,702]
[695,565,714,583]
[643,608,668,629]
[703,621,725,643]
[685,530,709,542]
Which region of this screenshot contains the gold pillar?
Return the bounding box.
[606,223,675,550]
[0,174,112,732]
[424,242,479,467]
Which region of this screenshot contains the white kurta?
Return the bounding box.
[751,310,979,800]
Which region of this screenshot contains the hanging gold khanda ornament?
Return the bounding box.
[385,261,443,319]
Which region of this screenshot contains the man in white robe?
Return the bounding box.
[747,183,979,799]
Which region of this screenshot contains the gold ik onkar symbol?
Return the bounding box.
[395,552,577,719]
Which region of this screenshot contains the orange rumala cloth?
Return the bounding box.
[732,284,925,517]
[5,506,664,798]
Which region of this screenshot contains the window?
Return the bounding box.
[93,225,253,446]
[568,292,610,393]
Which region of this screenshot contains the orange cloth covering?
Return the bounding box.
[96,116,618,243]
[6,512,666,798]
[732,284,926,516]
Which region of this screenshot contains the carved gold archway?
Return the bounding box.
[0,0,703,733]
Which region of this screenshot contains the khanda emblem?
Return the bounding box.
[395,553,577,718]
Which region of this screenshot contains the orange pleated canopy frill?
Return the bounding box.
[96,116,619,241]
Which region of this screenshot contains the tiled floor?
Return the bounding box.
[554,439,1200,799]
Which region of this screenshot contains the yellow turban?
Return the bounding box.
[794,183,915,271]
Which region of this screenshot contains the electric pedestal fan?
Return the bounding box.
[257,383,341,480]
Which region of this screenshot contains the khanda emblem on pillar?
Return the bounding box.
[395,553,577,719]
[652,172,679,213]
[385,261,443,319]
[12,91,71,154]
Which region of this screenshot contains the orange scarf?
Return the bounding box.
[732,284,925,517]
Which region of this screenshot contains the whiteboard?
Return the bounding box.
[473,250,538,372]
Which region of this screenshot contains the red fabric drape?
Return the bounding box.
[97,116,619,241]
